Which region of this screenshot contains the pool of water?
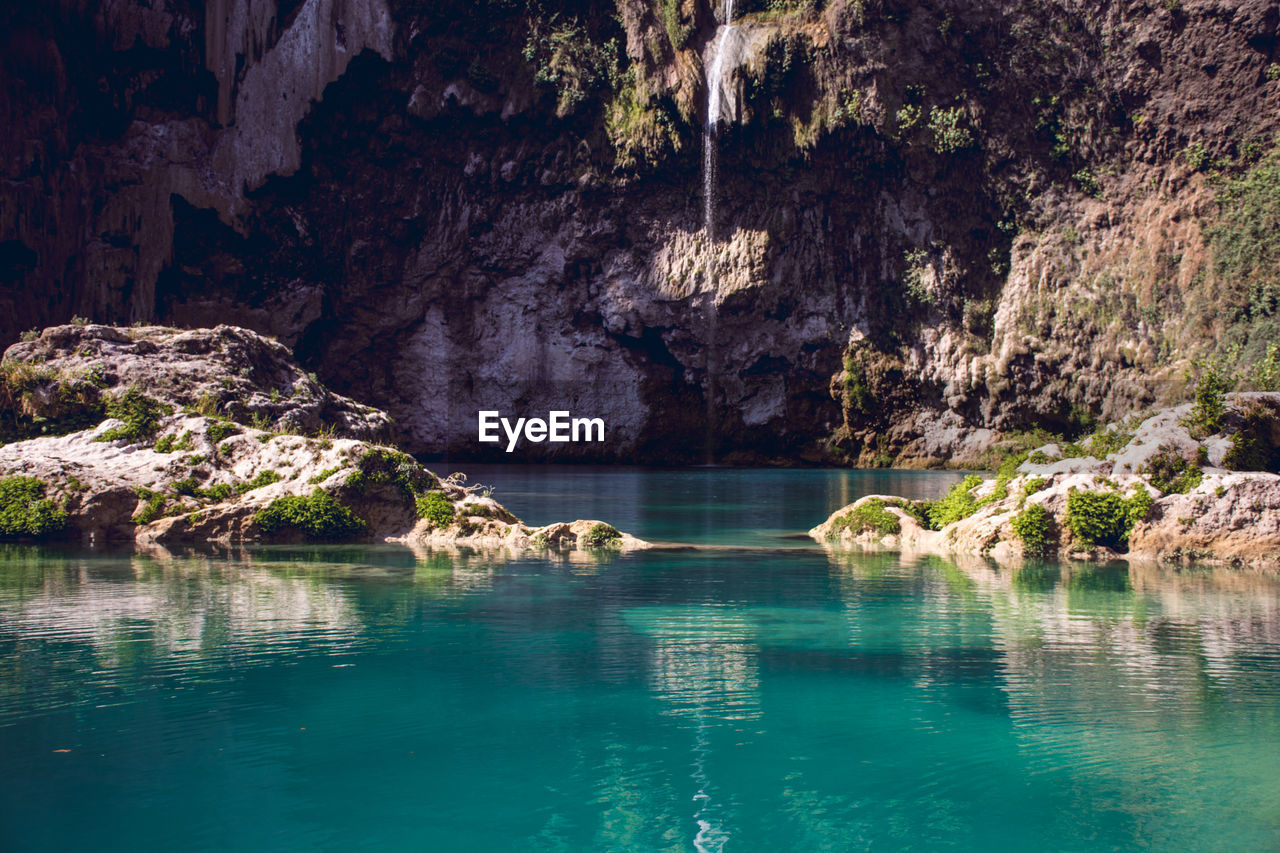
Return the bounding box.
[1,469,1278,852]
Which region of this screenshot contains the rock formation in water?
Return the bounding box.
[0,324,647,551]
[2,1,1279,463]
[812,392,1280,568]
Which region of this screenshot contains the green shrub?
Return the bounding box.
[416,491,456,528]
[928,106,973,154]
[1011,503,1055,557]
[1065,488,1152,550]
[97,387,171,443]
[208,420,239,440]
[1186,364,1229,437]
[926,475,983,528]
[132,487,168,524]
[1142,443,1204,494]
[1223,403,1280,472]
[582,522,623,548]
[0,477,67,539]
[236,470,282,494]
[828,498,901,539]
[308,465,342,485]
[349,448,436,503]
[255,489,365,541]
[154,430,194,453]
[1074,169,1102,198]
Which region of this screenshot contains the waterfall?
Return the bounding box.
[701,0,738,465]
[702,0,736,240]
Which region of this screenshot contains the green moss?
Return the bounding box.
[131,487,168,524]
[308,466,342,485]
[1011,503,1055,557]
[348,448,437,504]
[828,498,901,539]
[155,430,194,453]
[255,489,366,541]
[207,421,238,443]
[1142,443,1204,494]
[1065,488,1152,550]
[415,491,456,528]
[96,387,171,443]
[236,470,283,494]
[582,522,623,548]
[0,477,68,539]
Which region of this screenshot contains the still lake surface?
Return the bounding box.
[1,467,1278,851]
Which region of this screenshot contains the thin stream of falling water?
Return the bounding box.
[702,0,736,464]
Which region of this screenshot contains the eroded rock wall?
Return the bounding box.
[3,0,1279,463]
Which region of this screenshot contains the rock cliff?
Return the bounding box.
[3,1,1279,463]
[811,392,1280,569]
[0,324,647,551]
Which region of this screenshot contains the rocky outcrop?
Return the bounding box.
[812,394,1280,569]
[3,1,1279,463]
[0,324,648,551]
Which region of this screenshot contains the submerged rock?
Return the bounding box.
[0,325,648,552]
[813,394,1280,570]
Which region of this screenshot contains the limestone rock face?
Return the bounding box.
[3,1,1279,463]
[0,325,647,551]
[812,394,1280,570]
[4,324,392,441]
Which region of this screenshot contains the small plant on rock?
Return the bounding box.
[255,489,365,541]
[582,522,623,548]
[828,498,901,539]
[416,491,456,528]
[1186,363,1230,437]
[97,387,171,443]
[1011,503,1055,557]
[1065,487,1152,550]
[1142,443,1204,494]
[0,476,67,539]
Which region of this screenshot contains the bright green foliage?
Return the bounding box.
[582,522,623,548]
[97,387,171,443]
[0,477,67,539]
[523,16,622,116]
[349,448,436,503]
[1142,444,1204,494]
[236,470,283,494]
[308,466,342,485]
[1065,488,1152,550]
[1074,169,1102,198]
[828,498,901,539]
[174,478,234,502]
[926,475,983,529]
[1186,364,1230,437]
[416,491,456,528]
[132,487,168,524]
[255,489,366,541]
[207,421,239,443]
[155,431,194,453]
[928,106,973,154]
[1011,503,1054,557]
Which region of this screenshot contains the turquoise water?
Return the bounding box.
[1,469,1279,852]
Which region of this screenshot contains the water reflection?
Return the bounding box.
[1,541,1278,851]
